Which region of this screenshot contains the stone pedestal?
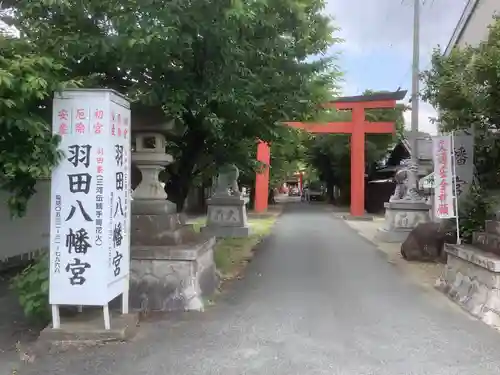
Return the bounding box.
[130,213,217,312]
[376,200,431,243]
[129,129,217,312]
[201,195,250,237]
[436,220,500,328]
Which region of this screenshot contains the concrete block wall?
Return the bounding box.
[0,180,51,261]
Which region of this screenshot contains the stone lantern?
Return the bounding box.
[129,121,217,312]
[131,124,175,215]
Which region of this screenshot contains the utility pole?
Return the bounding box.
[376,0,430,243]
[402,0,424,201]
[410,0,420,166]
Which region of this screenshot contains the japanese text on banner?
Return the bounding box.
[432,135,456,219]
[453,130,474,200]
[49,90,131,307]
[109,105,130,285]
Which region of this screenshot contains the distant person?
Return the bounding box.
[302,186,310,202]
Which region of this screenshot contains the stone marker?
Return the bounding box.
[129,125,217,313]
[201,164,250,237]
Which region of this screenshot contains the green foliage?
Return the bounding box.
[0,36,79,216]
[421,16,500,189]
[268,128,310,186]
[10,252,50,322]
[457,184,493,243]
[3,0,342,210]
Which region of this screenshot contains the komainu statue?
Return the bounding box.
[214,163,240,196]
[390,160,424,202]
[390,168,408,201]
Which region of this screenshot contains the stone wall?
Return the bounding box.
[436,243,500,328]
[0,180,50,262]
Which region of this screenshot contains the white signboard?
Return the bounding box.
[432,135,456,219]
[419,172,434,189]
[453,130,474,200]
[49,89,131,307]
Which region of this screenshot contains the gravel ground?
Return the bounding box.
[15,202,500,375]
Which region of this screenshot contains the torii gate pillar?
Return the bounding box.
[253,91,407,216]
[255,141,270,213]
[286,90,407,217]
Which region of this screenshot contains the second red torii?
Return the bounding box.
[285,90,407,217]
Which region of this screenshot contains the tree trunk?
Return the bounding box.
[326,176,335,203]
[249,185,256,210]
[164,129,207,212]
[268,188,276,205]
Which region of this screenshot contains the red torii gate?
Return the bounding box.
[254,90,407,217]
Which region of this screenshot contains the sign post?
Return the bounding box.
[49,89,131,330]
[452,129,475,201]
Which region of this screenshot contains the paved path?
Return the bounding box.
[20,203,500,374]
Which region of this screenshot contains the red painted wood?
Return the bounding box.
[255,99,398,217]
[350,106,366,217]
[285,101,397,217]
[363,122,395,133]
[255,140,270,213]
[286,121,395,135]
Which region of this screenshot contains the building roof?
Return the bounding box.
[444,0,480,56]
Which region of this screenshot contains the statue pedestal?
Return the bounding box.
[201,195,250,237]
[375,200,431,243]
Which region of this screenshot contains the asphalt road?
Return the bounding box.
[19,203,500,374]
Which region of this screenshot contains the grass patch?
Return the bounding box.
[190,215,278,279]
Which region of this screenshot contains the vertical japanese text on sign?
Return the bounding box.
[49,89,131,307]
[432,135,455,219]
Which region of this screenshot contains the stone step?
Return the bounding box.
[485,220,500,236]
[472,232,500,256]
[444,243,500,272]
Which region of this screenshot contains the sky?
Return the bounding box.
[323,0,469,135]
[1,1,467,136]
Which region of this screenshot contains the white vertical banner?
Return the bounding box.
[432,135,456,219]
[107,101,131,302]
[49,89,130,307]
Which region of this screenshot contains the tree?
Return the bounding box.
[2,0,342,211]
[0,34,79,216]
[268,128,309,186]
[421,17,500,190]
[420,17,500,240]
[305,93,406,203]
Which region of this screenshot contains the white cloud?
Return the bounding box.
[403,100,437,135]
[325,0,468,136]
[325,0,468,58]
